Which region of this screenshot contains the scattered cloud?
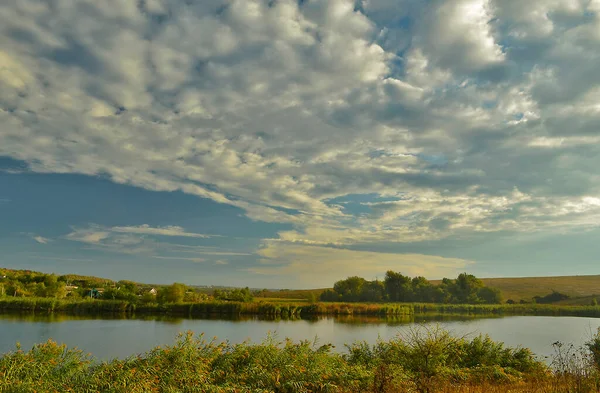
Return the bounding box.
[20,232,53,244]
[2,0,600,279]
[153,256,205,263]
[111,224,215,238]
[65,226,112,245]
[64,224,247,259]
[215,260,229,265]
[33,236,51,244]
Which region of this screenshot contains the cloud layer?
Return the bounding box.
[2,0,600,277]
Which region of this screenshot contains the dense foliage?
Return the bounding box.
[0,328,550,393]
[213,287,254,302]
[0,268,215,304]
[3,327,600,393]
[321,272,503,304]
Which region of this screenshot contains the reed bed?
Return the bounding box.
[2,297,600,319]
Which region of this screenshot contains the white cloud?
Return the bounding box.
[65,227,111,245]
[33,236,51,244]
[111,224,214,238]
[63,224,249,260]
[2,0,600,264]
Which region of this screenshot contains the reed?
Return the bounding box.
[2,297,600,319]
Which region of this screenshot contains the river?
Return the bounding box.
[1,314,598,363]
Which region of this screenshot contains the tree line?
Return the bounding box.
[320,271,503,304]
[0,268,254,304]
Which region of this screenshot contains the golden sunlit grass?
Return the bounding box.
[475,275,600,302]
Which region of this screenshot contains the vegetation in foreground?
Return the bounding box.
[2,326,600,393]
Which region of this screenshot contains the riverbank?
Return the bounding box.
[1,328,598,393]
[2,297,600,319]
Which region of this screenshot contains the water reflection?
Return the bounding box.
[1,312,598,364]
[0,311,503,325]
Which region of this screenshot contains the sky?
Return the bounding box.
[1,0,600,289]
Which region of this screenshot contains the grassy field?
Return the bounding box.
[3,327,600,393]
[475,275,600,302]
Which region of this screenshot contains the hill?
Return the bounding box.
[430,275,600,302]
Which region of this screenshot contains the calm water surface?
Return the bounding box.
[1,314,598,363]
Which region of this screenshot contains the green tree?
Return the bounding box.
[360,280,386,302]
[162,283,187,303]
[384,271,412,302]
[477,286,503,304]
[450,273,484,304]
[333,276,367,302]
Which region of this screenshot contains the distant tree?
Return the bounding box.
[162,283,187,303]
[360,280,386,302]
[184,290,208,302]
[213,287,253,302]
[477,286,503,304]
[333,276,367,302]
[448,273,484,304]
[384,271,412,302]
[534,291,570,304]
[320,289,340,302]
[117,280,138,294]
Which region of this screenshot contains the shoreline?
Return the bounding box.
[2,297,600,318]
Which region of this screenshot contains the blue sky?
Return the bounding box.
[2,0,600,288]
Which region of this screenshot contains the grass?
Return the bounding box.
[1,327,600,393]
[435,275,600,302]
[3,297,600,319]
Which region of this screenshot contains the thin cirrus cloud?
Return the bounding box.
[65,224,215,245]
[2,0,600,283]
[110,225,216,238]
[153,256,206,263]
[64,224,242,260]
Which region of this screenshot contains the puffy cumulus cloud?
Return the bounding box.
[417,0,506,75]
[2,0,600,263]
[251,241,473,288]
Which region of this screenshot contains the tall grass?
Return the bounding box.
[2,297,600,319]
[2,327,600,393]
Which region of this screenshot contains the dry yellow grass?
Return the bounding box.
[477,275,600,302]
